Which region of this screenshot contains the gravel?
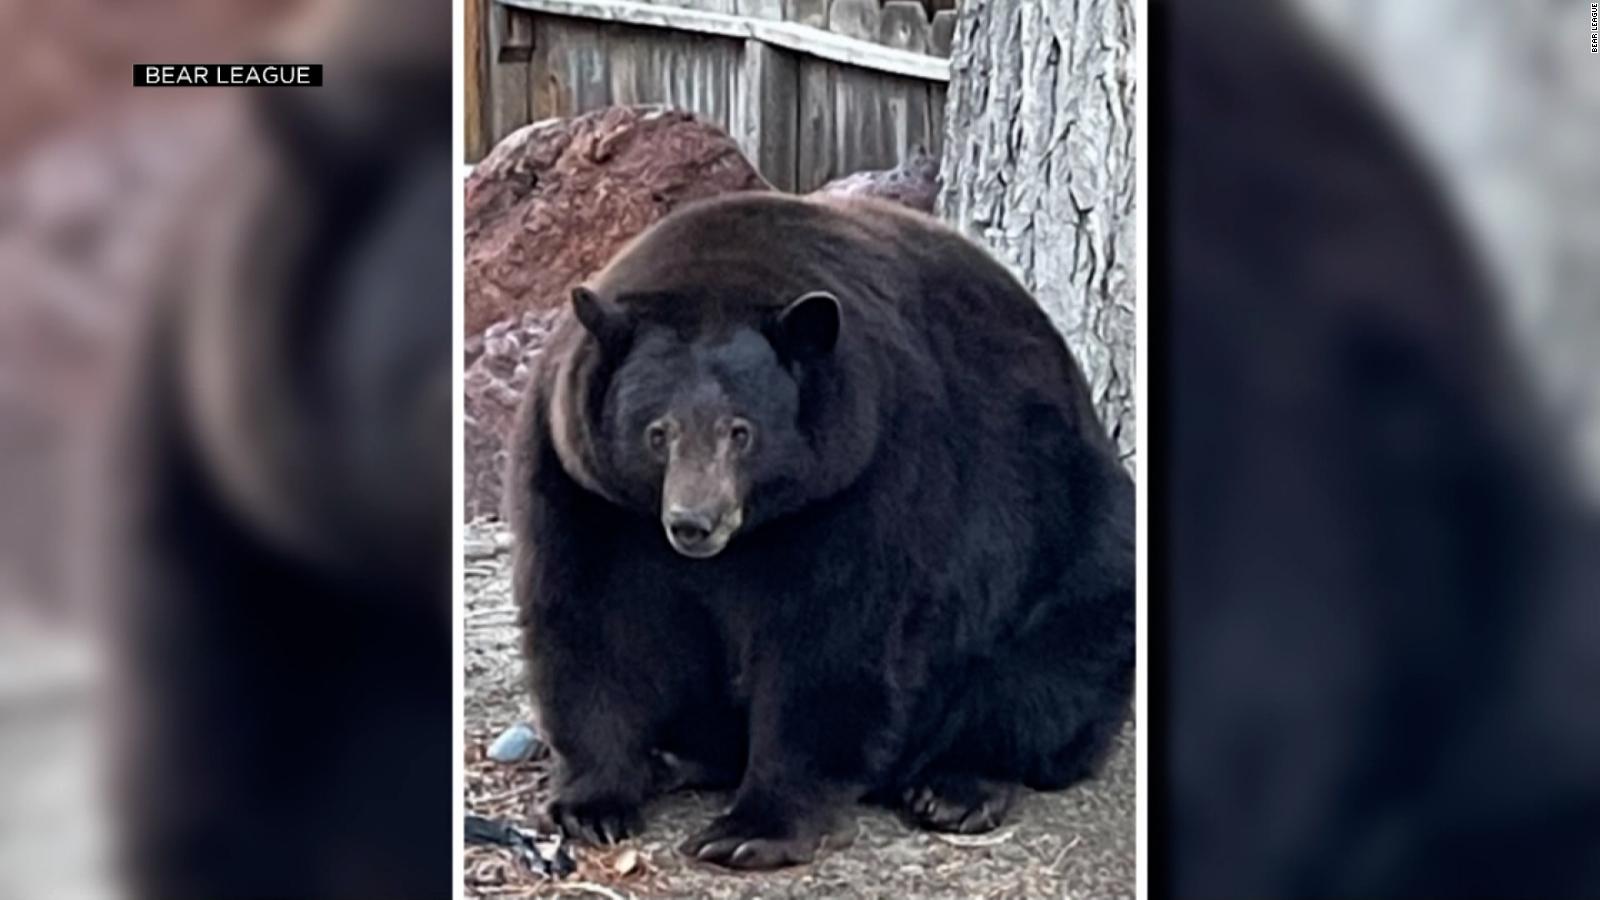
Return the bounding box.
[463,520,1136,899]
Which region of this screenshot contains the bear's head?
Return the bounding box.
[566,284,843,558]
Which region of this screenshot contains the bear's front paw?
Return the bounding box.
[901,774,1016,834]
[679,808,826,870]
[539,784,643,845]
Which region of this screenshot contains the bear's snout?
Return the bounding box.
[666,507,716,548]
[661,502,742,558]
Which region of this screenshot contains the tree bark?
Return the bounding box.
[938,0,1137,467]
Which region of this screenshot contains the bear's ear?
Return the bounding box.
[571,286,632,353]
[771,291,841,361]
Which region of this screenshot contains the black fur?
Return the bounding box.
[511,193,1134,869]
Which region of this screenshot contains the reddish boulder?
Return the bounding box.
[464,309,561,520]
[464,106,771,337]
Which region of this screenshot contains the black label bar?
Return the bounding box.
[134,64,323,87]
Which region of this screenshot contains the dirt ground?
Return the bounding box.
[464,520,1137,900]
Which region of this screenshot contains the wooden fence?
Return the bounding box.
[467,0,957,192]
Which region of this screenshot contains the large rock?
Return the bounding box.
[463,308,560,520]
[464,106,771,337]
[812,150,941,214]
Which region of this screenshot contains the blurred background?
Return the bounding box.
[1295,0,1600,495]
[0,1,451,898]
[1164,0,1600,897]
[0,0,297,629]
[0,7,296,898]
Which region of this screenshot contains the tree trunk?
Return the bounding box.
[938,0,1137,467]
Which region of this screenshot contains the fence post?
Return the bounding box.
[488,4,535,147]
[467,0,485,160]
[738,40,800,191]
[930,10,957,58]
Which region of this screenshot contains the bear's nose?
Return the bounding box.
[665,508,716,548]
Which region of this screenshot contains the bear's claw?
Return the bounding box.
[901,775,1015,834]
[540,793,641,846]
[680,812,823,870]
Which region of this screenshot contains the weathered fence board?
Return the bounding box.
[500,0,949,79]
[488,2,534,146]
[473,0,952,187]
[736,39,801,190]
[796,57,836,188]
[467,0,486,159]
[929,9,955,57]
[539,19,613,117]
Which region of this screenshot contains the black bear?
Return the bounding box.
[511,192,1134,870]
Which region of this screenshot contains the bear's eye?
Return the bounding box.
[645,422,670,455]
[729,421,753,452]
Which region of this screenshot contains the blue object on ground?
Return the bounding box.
[487,722,541,763]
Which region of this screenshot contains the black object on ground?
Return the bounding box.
[464,814,577,878]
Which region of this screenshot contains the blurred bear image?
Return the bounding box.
[96,2,454,897]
